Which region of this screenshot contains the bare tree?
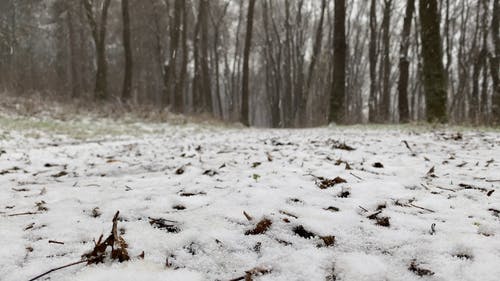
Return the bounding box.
[379,0,392,122]
[491,0,500,124]
[121,0,132,101]
[241,0,256,126]
[210,1,230,118]
[398,0,415,123]
[419,0,447,122]
[82,0,112,100]
[300,0,327,125]
[368,0,378,123]
[329,0,346,124]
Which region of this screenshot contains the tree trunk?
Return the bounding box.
[301,0,326,126]
[479,0,490,123]
[398,0,415,123]
[329,0,346,124]
[262,0,277,127]
[200,0,212,113]
[96,0,111,100]
[121,0,133,101]
[283,1,293,127]
[176,0,188,113]
[241,0,256,126]
[491,0,500,124]
[444,0,453,110]
[452,1,470,123]
[368,0,378,123]
[210,2,229,119]
[67,5,80,98]
[380,0,392,122]
[470,3,482,124]
[419,0,447,122]
[165,0,182,110]
[83,0,112,101]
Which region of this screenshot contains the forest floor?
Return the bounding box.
[0,114,499,281]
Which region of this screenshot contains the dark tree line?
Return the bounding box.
[0,0,498,127]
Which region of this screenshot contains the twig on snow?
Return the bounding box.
[243,211,253,221]
[358,206,369,212]
[28,259,88,281]
[8,211,41,217]
[402,140,416,155]
[409,203,435,213]
[349,172,363,181]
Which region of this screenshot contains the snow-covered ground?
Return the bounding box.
[0,120,499,281]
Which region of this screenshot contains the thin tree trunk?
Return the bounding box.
[329,0,346,124]
[241,0,256,126]
[301,0,326,125]
[262,0,279,127]
[210,2,230,119]
[368,0,378,123]
[121,0,133,101]
[380,0,392,122]
[83,0,111,101]
[199,0,212,113]
[470,3,482,123]
[230,1,244,120]
[96,0,111,100]
[67,6,80,98]
[176,0,188,113]
[283,1,293,127]
[445,0,453,114]
[479,0,490,123]
[491,0,500,124]
[452,1,470,122]
[398,0,415,123]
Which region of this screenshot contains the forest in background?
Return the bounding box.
[0,0,498,127]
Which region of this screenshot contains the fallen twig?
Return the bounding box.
[28,259,88,281]
[409,203,435,213]
[420,184,431,191]
[243,211,253,221]
[279,210,298,219]
[433,185,456,192]
[402,140,416,155]
[458,183,494,196]
[349,172,363,180]
[358,206,369,212]
[8,211,41,217]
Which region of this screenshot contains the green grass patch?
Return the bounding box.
[0,114,165,140]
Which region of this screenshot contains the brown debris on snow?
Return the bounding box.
[314,176,347,189]
[245,218,272,235]
[149,217,181,233]
[229,266,272,281]
[83,211,130,264]
[408,260,434,277]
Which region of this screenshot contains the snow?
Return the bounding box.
[0,122,499,281]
